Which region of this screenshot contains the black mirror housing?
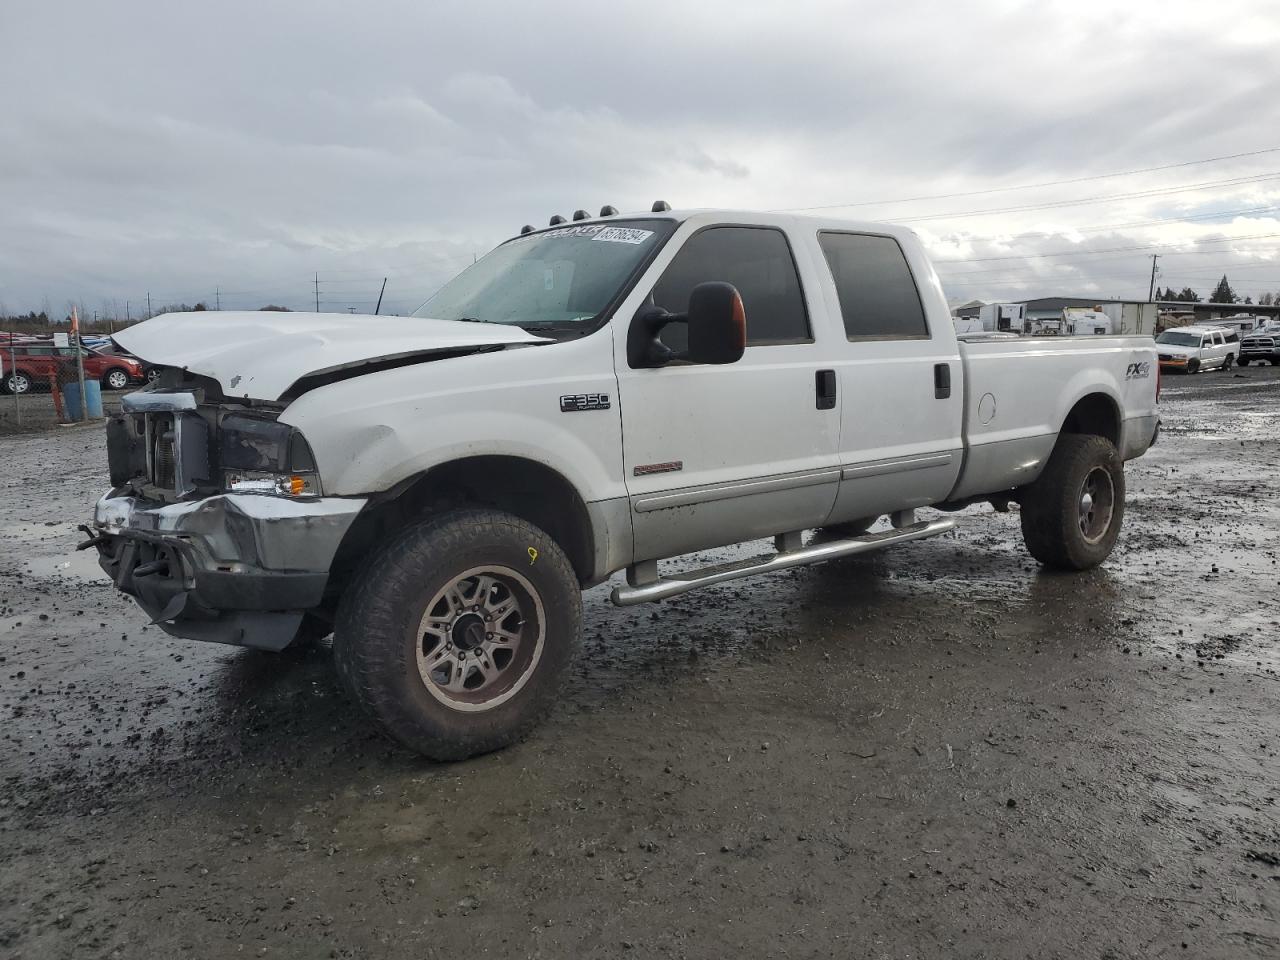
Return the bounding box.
[686,282,746,365]
[627,281,746,368]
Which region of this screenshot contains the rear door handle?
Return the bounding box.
[934,363,951,399]
[815,369,837,410]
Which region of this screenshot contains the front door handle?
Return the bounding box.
[815,369,837,410]
[934,363,951,400]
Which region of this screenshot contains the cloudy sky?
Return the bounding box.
[2,0,1279,317]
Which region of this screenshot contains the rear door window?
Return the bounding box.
[650,226,811,349]
[818,232,929,340]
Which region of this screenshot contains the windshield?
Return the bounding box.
[1156,331,1202,347]
[413,219,674,330]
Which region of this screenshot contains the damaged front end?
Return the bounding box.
[87,388,365,650]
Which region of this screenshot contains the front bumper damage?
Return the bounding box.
[88,492,365,650]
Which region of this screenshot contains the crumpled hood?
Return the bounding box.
[113,311,548,400]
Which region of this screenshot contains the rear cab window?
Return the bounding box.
[817,232,930,340]
[649,225,811,351]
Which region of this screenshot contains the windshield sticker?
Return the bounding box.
[511,223,656,244]
[592,226,654,244]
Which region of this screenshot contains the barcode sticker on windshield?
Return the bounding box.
[592,227,654,244]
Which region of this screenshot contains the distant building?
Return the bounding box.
[951,296,1157,335]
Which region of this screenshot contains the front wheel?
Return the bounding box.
[1238,358,1250,367]
[102,367,131,390]
[333,508,582,761]
[1187,358,1201,374]
[1018,434,1125,570]
[4,371,32,394]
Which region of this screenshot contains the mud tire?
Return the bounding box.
[1018,434,1124,571]
[1222,354,1233,372]
[333,508,581,761]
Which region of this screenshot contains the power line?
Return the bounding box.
[888,173,1280,224]
[937,204,1280,242]
[782,146,1280,212]
[934,230,1280,264]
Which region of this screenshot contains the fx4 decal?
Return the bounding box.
[560,392,611,412]
[1125,361,1151,380]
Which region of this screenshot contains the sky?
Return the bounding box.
[2,0,1279,318]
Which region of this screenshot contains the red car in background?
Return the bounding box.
[1,343,145,394]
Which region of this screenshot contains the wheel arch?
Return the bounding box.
[328,455,599,601]
[1059,391,1121,447]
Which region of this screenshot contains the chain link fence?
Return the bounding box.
[1,332,128,435]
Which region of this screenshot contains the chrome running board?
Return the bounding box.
[610,517,956,606]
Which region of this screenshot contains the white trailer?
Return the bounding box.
[978,302,1026,333]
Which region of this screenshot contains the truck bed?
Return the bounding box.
[948,335,1159,501]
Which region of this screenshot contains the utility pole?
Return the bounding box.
[125,300,131,325]
[375,277,387,316]
[1147,255,1160,302]
[146,291,152,319]
[314,273,320,313]
[215,287,221,311]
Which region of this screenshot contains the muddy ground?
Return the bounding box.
[2,367,1278,959]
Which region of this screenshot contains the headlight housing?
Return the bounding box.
[219,413,322,497]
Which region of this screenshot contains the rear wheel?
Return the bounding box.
[1018,434,1124,571]
[333,508,581,761]
[1222,354,1234,371]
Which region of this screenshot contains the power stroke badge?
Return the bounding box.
[560,393,611,412]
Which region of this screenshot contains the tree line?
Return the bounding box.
[0,303,293,334]
[1156,275,1280,306]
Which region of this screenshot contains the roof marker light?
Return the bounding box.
[519,224,534,235]
[651,200,671,212]
[549,214,566,225]
[599,205,619,217]
[572,209,590,221]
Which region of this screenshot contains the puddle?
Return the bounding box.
[3,520,104,583]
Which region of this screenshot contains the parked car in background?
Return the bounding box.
[1238,324,1280,366]
[1155,325,1235,373]
[1,343,146,393]
[91,342,161,384]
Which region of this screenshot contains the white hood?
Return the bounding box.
[114,311,548,401]
[1155,343,1198,359]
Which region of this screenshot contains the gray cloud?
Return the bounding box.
[2,0,1278,316]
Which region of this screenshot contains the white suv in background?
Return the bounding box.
[1155,325,1236,373]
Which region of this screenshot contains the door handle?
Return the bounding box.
[815,369,837,410]
[934,363,951,399]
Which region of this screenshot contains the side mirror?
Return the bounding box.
[627,281,746,368]
[686,282,746,365]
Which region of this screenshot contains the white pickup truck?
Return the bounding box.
[87,206,1159,760]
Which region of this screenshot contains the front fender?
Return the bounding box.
[279,328,625,502]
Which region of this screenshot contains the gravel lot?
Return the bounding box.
[2,366,1278,959]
